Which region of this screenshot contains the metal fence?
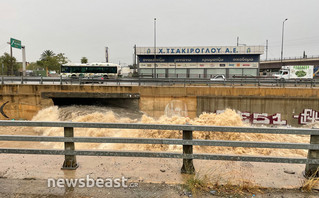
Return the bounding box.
[0,120,319,176]
[1,76,318,87]
[261,55,319,62]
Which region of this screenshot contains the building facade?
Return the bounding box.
[136,46,264,78]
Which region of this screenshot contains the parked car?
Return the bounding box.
[210,75,226,81]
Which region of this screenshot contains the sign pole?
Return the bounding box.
[22,46,26,76]
[10,44,13,76]
[9,38,22,76]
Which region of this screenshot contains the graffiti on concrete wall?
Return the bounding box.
[164,100,188,117]
[216,110,287,125]
[293,109,319,125]
[241,112,287,125]
[214,108,319,126]
[0,101,9,118]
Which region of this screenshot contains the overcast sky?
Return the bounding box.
[0,0,318,65]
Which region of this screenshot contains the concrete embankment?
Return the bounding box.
[1,84,319,126]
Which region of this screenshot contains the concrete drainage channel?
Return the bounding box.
[41,92,140,109]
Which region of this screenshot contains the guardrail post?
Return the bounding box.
[20,76,23,84]
[60,75,62,85]
[181,130,195,174]
[62,127,78,170]
[1,76,4,85]
[311,79,314,88]
[305,134,319,177]
[40,76,43,85]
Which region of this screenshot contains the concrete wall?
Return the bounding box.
[1,85,319,126]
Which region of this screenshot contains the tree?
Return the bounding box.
[81,57,88,64]
[41,50,55,61]
[27,62,42,70]
[56,53,69,64]
[0,53,18,75]
[37,50,69,73]
[36,57,60,73]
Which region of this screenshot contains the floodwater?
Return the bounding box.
[0,104,314,190]
[2,104,307,158]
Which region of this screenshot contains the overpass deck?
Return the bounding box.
[260,56,319,70]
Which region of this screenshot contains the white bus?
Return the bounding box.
[60,63,121,78]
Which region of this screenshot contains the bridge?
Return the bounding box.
[260,55,319,71]
[1,84,319,127]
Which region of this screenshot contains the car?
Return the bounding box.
[210,75,226,81]
[82,76,107,84]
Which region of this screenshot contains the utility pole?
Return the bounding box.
[133,44,137,72]
[105,47,109,63]
[154,18,157,78]
[281,18,288,63]
[237,36,239,46]
[266,40,268,61]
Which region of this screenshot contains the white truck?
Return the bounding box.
[273,65,314,80]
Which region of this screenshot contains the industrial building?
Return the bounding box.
[135,46,264,78]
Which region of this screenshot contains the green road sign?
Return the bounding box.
[10,38,21,49]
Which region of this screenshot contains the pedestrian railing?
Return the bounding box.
[0,121,319,176]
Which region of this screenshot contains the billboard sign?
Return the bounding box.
[10,38,21,49]
[138,54,260,63]
[136,46,264,55]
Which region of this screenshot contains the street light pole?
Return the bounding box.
[154,18,157,78]
[281,18,288,63]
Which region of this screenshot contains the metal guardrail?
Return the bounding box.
[0,120,319,176]
[261,55,319,62]
[0,76,318,87]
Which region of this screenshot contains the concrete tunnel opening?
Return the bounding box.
[52,97,139,109]
[42,92,140,110]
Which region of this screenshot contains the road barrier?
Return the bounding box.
[0,121,319,176]
[0,76,318,87]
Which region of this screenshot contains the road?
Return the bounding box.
[0,76,318,87]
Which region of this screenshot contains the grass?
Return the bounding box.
[183,174,210,195]
[301,168,319,192]
[183,172,264,197]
